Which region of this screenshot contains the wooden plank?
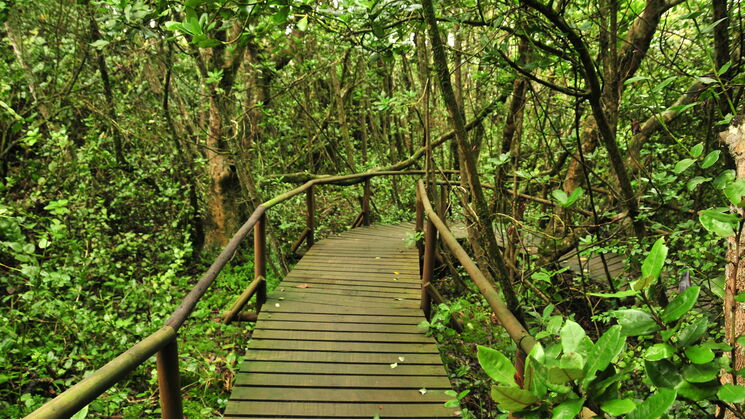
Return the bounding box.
[233,373,452,388]
[275,288,420,301]
[279,279,420,294]
[224,401,455,417]
[257,320,426,333]
[293,265,419,275]
[262,300,423,316]
[229,387,451,402]
[239,361,447,376]
[286,270,420,281]
[282,279,420,291]
[280,284,421,297]
[267,294,420,309]
[251,329,431,343]
[257,312,423,325]
[243,350,444,365]
[247,339,439,353]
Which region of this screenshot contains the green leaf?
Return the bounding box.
[371,21,384,38]
[725,179,745,206]
[682,361,720,383]
[714,170,736,189]
[690,143,705,158]
[611,309,659,336]
[627,388,677,419]
[645,359,684,388]
[697,76,718,84]
[718,384,745,403]
[560,320,585,354]
[548,366,584,384]
[601,399,636,416]
[699,208,740,238]
[70,406,89,419]
[636,238,667,290]
[701,150,721,169]
[90,39,109,49]
[477,346,517,386]
[645,343,676,361]
[687,176,710,191]
[676,380,720,401]
[661,286,700,323]
[565,187,584,206]
[490,385,539,412]
[296,16,308,32]
[674,158,696,174]
[624,76,650,85]
[587,290,638,299]
[685,346,715,364]
[552,397,584,419]
[677,318,709,347]
[552,189,569,206]
[584,325,624,383]
[718,61,732,76]
[652,76,677,93]
[702,17,727,33]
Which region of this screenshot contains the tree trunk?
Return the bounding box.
[720,117,745,417]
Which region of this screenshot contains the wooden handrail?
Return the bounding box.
[28,169,426,419]
[416,180,537,355]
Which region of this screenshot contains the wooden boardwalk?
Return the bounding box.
[224,223,457,418]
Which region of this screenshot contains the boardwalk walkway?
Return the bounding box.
[224,223,457,418]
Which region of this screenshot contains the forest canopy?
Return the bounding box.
[3,0,745,417]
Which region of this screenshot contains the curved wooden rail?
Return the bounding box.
[27,170,426,419]
[415,180,536,355]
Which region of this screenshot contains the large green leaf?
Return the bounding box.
[674,158,695,174]
[677,318,709,347]
[725,179,745,206]
[682,361,719,383]
[701,150,721,169]
[560,320,586,354]
[699,208,740,238]
[644,343,675,361]
[676,380,720,401]
[645,359,683,388]
[611,309,660,336]
[490,385,539,412]
[478,346,517,387]
[552,397,584,419]
[627,388,677,419]
[548,366,584,384]
[690,143,704,158]
[684,346,715,364]
[718,384,745,403]
[637,238,667,290]
[661,286,700,323]
[584,325,624,384]
[601,399,636,416]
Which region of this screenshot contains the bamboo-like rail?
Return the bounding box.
[415,180,536,355]
[26,170,424,419]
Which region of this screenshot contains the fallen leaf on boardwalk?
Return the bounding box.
[454,411,462,416]
[394,271,400,274]
[398,356,405,362]
[390,363,398,368]
[274,303,280,307]
[278,297,285,300]
[375,257,381,259]
[419,388,427,395]
[393,277,399,281]
[296,284,310,288]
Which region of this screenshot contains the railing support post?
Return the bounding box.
[306,185,315,249]
[255,213,267,311]
[415,185,424,274]
[362,177,371,226]
[157,338,183,419]
[421,217,436,320]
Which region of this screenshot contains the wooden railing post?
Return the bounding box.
[421,217,436,320]
[156,338,183,419]
[255,213,267,311]
[415,185,424,274]
[306,185,315,249]
[362,177,371,226]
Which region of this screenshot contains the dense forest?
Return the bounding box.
[3,0,745,417]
